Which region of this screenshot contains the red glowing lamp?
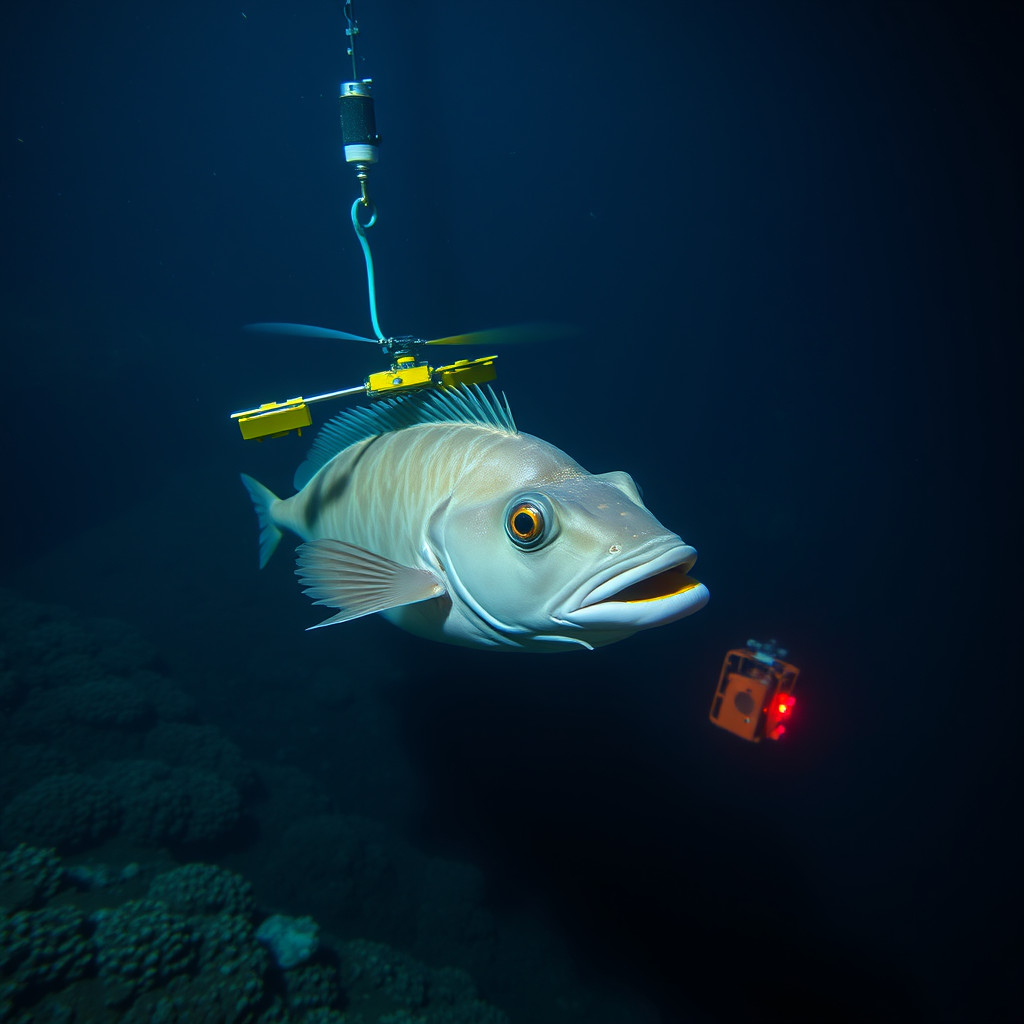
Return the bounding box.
[709,640,799,743]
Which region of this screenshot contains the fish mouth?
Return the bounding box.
[562,544,709,630]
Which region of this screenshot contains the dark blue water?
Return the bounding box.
[1,1,1019,1021]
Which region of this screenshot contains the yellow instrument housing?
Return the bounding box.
[232,398,312,441]
[366,356,433,396]
[366,354,497,397]
[232,355,498,440]
[436,356,497,389]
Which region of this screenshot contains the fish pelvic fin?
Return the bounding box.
[240,473,283,569]
[296,539,446,630]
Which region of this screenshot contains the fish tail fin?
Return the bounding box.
[240,473,283,568]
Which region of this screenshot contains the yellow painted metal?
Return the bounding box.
[232,354,500,440]
[365,355,496,396]
[436,356,497,389]
[233,398,312,440]
[366,362,433,396]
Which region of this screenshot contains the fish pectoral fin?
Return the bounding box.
[295,539,446,629]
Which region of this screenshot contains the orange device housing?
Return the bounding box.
[709,646,799,742]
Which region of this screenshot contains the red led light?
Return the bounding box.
[709,646,800,743]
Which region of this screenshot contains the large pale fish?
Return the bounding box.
[242,385,708,651]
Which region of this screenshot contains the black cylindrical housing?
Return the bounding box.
[339,80,380,163]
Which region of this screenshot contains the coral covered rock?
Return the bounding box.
[149,863,255,918]
[92,898,197,1007]
[7,679,154,758]
[97,760,190,844]
[85,617,160,677]
[340,939,427,1013]
[96,760,242,847]
[121,912,270,1024]
[192,911,268,976]
[20,618,100,671]
[0,744,77,806]
[0,904,93,1005]
[282,963,341,1013]
[62,678,154,729]
[128,668,198,722]
[0,845,63,911]
[294,1009,346,1024]
[144,721,257,794]
[276,814,413,937]
[175,768,243,845]
[339,939,508,1024]
[1,773,121,852]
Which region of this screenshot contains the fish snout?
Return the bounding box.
[565,543,709,630]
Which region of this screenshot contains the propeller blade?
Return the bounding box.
[245,322,378,343]
[424,321,580,347]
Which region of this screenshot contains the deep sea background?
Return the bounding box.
[1,1,1020,1021]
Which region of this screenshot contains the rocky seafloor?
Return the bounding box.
[1,847,505,1024]
[0,587,521,1024]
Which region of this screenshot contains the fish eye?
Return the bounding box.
[504,494,554,549]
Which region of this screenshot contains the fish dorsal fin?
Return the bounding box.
[293,383,517,491]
